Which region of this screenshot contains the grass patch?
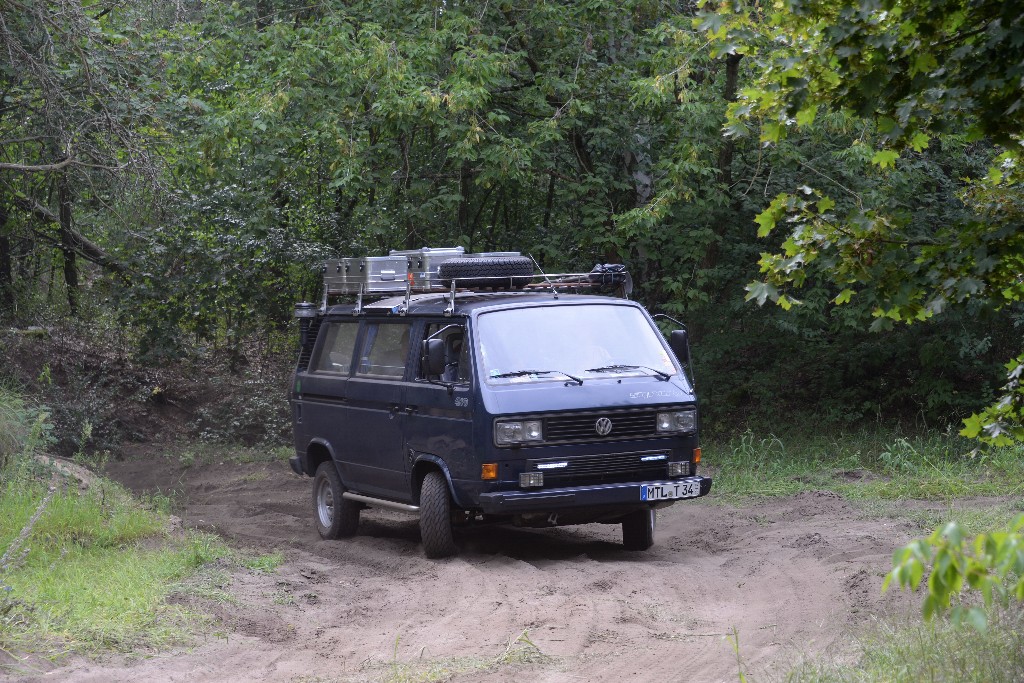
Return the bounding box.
[786,609,1024,683]
[858,497,1024,536]
[0,384,236,661]
[0,472,232,656]
[242,551,285,573]
[705,428,1024,502]
[358,630,552,683]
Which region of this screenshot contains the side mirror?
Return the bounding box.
[668,329,691,369]
[422,339,446,377]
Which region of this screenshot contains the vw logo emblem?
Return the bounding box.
[595,417,613,436]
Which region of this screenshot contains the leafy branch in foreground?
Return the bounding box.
[884,514,1024,631]
[697,0,1024,442]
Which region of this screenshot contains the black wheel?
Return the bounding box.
[313,461,360,539]
[419,471,457,558]
[438,256,533,290]
[622,507,655,551]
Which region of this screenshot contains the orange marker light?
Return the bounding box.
[693,447,702,464]
[481,463,498,480]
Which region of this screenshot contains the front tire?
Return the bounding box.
[313,462,360,539]
[622,507,655,551]
[419,471,458,558]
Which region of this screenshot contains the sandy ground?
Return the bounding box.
[5,456,923,683]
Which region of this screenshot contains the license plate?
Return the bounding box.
[640,479,701,501]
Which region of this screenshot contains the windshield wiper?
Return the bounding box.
[492,369,584,385]
[584,364,671,381]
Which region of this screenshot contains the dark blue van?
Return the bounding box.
[288,253,711,557]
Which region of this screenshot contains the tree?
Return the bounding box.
[696,0,1024,442]
[126,0,750,357]
[0,0,163,316]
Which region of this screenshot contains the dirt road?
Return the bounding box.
[17,455,921,683]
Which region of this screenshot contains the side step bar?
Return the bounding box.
[342,491,420,514]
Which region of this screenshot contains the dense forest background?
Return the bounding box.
[1,0,1021,452]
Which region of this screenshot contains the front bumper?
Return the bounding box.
[476,475,712,514]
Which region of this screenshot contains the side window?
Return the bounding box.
[313,321,359,374]
[421,323,469,383]
[356,323,412,378]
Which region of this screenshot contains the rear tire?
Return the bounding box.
[313,462,360,539]
[622,507,655,551]
[419,471,458,558]
[438,256,533,290]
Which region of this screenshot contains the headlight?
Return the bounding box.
[495,420,544,445]
[656,410,697,434]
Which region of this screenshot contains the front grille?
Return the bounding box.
[544,409,660,442]
[527,451,683,487]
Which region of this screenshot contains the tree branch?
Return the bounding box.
[0,157,75,173]
[10,194,129,277]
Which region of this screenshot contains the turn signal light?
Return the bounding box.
[481,463,498,480]
[693,447,702,464]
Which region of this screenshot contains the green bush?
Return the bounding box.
[0,387,28,471]
[885,515,1024,628]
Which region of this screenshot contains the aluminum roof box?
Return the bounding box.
[389,246,466,289]
[324,255,408,294]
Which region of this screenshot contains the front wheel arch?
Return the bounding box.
[304,440,334,477]
[410,456,459,506]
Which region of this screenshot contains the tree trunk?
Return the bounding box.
[486,187,504,252]
[703,53,744,273]
[0,202,13,317]
[457,160,472,236]
[716,53,743,187]
[542,173,556,233]
[57,175,79,315]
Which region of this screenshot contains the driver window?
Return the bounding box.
[422,323,469,383]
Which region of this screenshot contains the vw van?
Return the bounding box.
[288,251,711,557]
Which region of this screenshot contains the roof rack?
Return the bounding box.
[316,247,632,315]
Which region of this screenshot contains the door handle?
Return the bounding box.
[404,405,418,414]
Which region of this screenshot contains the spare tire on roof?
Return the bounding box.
[438,256,534,290]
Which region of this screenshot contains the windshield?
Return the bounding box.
[476,304,677,384]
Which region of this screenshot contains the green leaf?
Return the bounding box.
[761,121,784,143]
[744,281,779,306]
[942,522,963,547]
[871,149,899,168]
[960,413,983,439]
[755,209,778,237]
[922,594,937,619]
[965,607,988,633]
[795,105,817,127]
